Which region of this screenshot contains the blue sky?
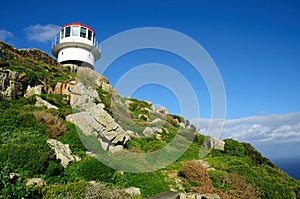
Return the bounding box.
[1,0,300,158]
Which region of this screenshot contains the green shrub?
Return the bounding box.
[0,162,42,199]
[123,171,169,197]
[41,180,87,199]
[63,156,115,182]
[242,142,274,167]
[224,139,245,157]
[209,170,230,191]
[60,123,86,156]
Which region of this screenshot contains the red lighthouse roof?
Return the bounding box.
[60,22,95,33]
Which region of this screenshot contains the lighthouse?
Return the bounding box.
[52,22,101,69]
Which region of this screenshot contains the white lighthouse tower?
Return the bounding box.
[52,22,101,69]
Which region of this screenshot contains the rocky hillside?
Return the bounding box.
[0,41,299,199]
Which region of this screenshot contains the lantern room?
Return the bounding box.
[52,22,101,69]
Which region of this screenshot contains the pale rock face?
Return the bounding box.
[179,122,186,128]
[66,81,130,153]
[203,137,225,151]
[26,178,47,187]
[143,126,163,137]
[53,82,63,94]
[70,82,100,110]
[156,106,168,115]
[35,96,58,109]
[0,69,18,99]
[149,192,220,199]
[24,85,44,97]
[196,159,215,171]
[9,173,20,180]
[46,139,78,168]
[124,187,141,196]
[155,134,162,140]
[76,67,109,87]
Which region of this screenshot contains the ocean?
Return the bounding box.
[272,157,300,180]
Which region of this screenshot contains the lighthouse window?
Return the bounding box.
[65,26,71,37]
[80,27,86,38]
[60,29,64,39]
[72,26,79,36]
[88,30,92,40]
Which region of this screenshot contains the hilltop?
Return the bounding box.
[0,41,299,199]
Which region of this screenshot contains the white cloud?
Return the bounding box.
[192,112,300,144]
[24,24,59,42]
[0,30,13,42]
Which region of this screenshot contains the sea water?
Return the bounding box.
[272,157,300,180]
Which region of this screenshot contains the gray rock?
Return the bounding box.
[203,137,225,151]
[151,118,163,124]
[148,192,183,199]
[26,178,46,187]
[67,82,130,152]
[70,82,100,110]
[77,67,108,87]
[124,187,141,195]
[196,159,215,171]
[9,173,20,180]
[46,139,76,168]
[156,106,168,115]
[35,96,58,109]
[24,85,43,97]
[143,126,163,137]
[150,192,220,199]
[0,69,18,99]
[179,122,186,128]
[197,194,220,199]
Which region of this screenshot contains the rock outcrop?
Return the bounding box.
[24,85,44,97]
[203,137,225,151]
[46,139,80,168]
[0,69,19,99]
[66,76,130,153]
[149,192,220,199]
[142,126,163,137]
[35,96,58,109]
[124,187,141,196]
[26,178,47,187]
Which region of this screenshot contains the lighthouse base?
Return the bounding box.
[60,60,94,70]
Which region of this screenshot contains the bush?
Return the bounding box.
[180,160,214,193]
[242,142,274,167]
[34,110,68,139]
[224,139,245,157]
[60,123,86,156]
[123,171,169,197]
[0,162,41,199]
[63,157,115,182]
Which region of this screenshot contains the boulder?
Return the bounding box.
[67,82,130,153]
[24,85,44,97]
[26,178,46,187]
[196,160,215,171]
[138,113,150,121]
[155,134,162,140]
[149,192,220,199]
[157,106,168,115]
[76,67,109,87]
[203,137,225,151]
[69,82,100,110]
[9,173,20,181]
[124,187,141,196]
[179,122,185,128]
[0,69,18,99]
[143,126,163,137]
[35,96,58,109]
[46,139,76,168]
